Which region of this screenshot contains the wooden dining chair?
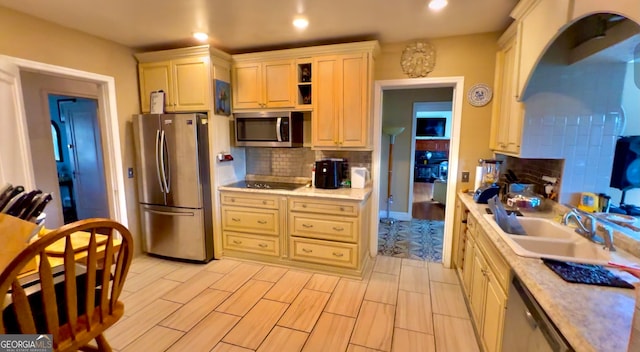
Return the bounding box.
[0,218,134,352]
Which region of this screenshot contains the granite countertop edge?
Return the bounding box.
[218,184,372,201]
[458,192,637,352]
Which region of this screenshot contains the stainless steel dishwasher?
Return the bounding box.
[502,275,573,351]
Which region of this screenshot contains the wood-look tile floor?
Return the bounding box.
[106,255,480,352]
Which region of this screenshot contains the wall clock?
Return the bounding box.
[467,83,492,107]
[400,41,436,78]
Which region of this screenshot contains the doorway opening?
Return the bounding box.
[48,95,109,224]
[371,77,464,267]
[411,100,452,222]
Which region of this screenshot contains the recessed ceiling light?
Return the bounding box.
[293,17,309,29]
[428,0,448,11]
[193,32,209,41]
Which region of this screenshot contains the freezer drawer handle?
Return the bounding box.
[257,220,267,224]
[146,209,195,217]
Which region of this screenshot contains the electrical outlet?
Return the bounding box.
[128,168,134,178]
[461,171,470,183]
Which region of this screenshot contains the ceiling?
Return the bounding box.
[0,0,519,53]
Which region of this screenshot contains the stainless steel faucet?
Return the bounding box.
[561,207,615,251]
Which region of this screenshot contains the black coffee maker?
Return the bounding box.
[315,159,347,189]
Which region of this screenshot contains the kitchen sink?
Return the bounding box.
[482,214,611,264]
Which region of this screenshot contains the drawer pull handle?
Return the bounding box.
[258,243,268,248]
[233,240,242,244]
[333,227,344,232]
[230,198,235,202]
[257,220,267,224]
[332,252,344,257]
[302,248,313,253]
[232,217,241,222]
[302,204,307,208]
[262,200,267,205]
[302,224,314,228]
[340,207,345,211]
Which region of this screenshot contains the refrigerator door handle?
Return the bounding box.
[160,130,171,193]
[145,209,195,217]
[155,129,165,193]
[276,117,283,142]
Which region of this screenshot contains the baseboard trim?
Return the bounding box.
[378,211,412,222]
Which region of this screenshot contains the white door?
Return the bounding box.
[64,100,109,219]
[0,58,34,187]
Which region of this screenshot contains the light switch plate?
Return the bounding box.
[461,171,470,183]
[128,168,134,178]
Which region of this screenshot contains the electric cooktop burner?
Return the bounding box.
[224,181,303,191]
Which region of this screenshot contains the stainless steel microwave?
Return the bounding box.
[234,111,304,147]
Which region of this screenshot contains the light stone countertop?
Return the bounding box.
[459,192,638,352]
[218,182,372,201]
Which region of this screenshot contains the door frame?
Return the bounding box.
[0,55,128,226]
[371,76,464,268]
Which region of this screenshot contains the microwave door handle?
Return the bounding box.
[276,117,283,142]
[160,130,170,193]
[155,130,165,193]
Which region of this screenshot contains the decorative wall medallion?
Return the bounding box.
[400,41,436,78]
[467,83,492,107]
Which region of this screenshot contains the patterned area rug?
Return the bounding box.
[378,219,444,262]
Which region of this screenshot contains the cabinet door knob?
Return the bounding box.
[257,220,267,224]
[332,252,344,257]
[302,248,313,253]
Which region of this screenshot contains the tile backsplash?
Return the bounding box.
[521,56,633,205]
[245,147,372,179]
[496,155,564,196]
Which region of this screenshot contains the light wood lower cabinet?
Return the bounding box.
[220,192,283,260]
[223,232,279,256]
[219,191,371,277]
[459,211,510,352]
[288,196,369,272]
[289,237,358,268]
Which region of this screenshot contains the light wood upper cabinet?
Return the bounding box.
[312,53,370,149]
[232,59,295,109]
[137,55,210,113]
[490,23,524,155]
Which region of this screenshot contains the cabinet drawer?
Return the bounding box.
[289,198,358,216]
[289,213,358,243]
[476,228,510,293]
[467,213,477,235]
[289,237,358,268]
[221,192,279,209]
[223,232,279,256]
[221,206,279,236]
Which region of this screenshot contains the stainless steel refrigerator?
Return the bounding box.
[133,113,213,262]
